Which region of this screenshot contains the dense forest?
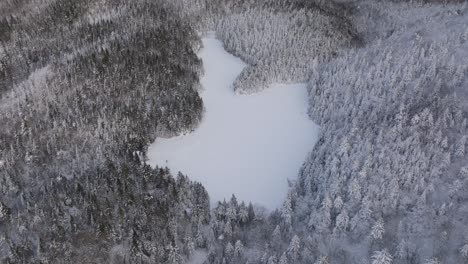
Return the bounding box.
[0,0,208,263]
[1,0,468,263]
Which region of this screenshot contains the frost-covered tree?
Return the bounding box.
[279,252,288,264]
[225,242,234,259]
[224,220,233,238]
[282,194,293,227]
[371,249,393,264]
[334,210,349,233]
[287,235,301,261]
[267,255,278,264]
[234,240,244,258]
[460,243,468,259]
[272,225,281,240]
[315,256,330,264]
[239,202,249,224]
[167,244,183,264]
[371,218,385,240]
[424,257,442,264]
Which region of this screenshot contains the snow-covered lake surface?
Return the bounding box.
[148,34,319,209]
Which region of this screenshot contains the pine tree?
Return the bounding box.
[371,218,385,240]
[226,195,238,221]
[282,195,293,227]
[239,202,249,224]
[167,244,183,264]
[317,207,331,233]
[225,242,234,259]
[267,255,278,264]
[455,136,466,157]
[424,257,442,264]
[223,220,233,238]
[334,209,349,232]
[279,252,288,264]
[460,243,468,258]
[371,249,393,264]
[184,235,195,257]
[460,166,468,178]
[287,235,300,261]
[272,225,281,240]
[247,202,255,223]
[334,196,343,211]
[234,240,244,258]
[349,179,361,202]
[0,202,10,220]
[195,225,205,248]
[314,256,330,264]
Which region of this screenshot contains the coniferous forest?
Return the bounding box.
[1,0,468,263]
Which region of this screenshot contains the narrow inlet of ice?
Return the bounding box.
[147,35,319,209]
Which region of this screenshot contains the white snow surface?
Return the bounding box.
[148,34,319,209]
[186,250,207,264]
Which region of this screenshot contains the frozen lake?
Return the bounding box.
[148,34,319,209]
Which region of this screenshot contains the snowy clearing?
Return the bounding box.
[148,35,319,209]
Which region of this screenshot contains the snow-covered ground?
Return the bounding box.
[186,250,207,264]
[148,35,319,209]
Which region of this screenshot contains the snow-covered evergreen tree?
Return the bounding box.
[371,249,393,264]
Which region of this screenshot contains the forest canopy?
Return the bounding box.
[1,0,467,263]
